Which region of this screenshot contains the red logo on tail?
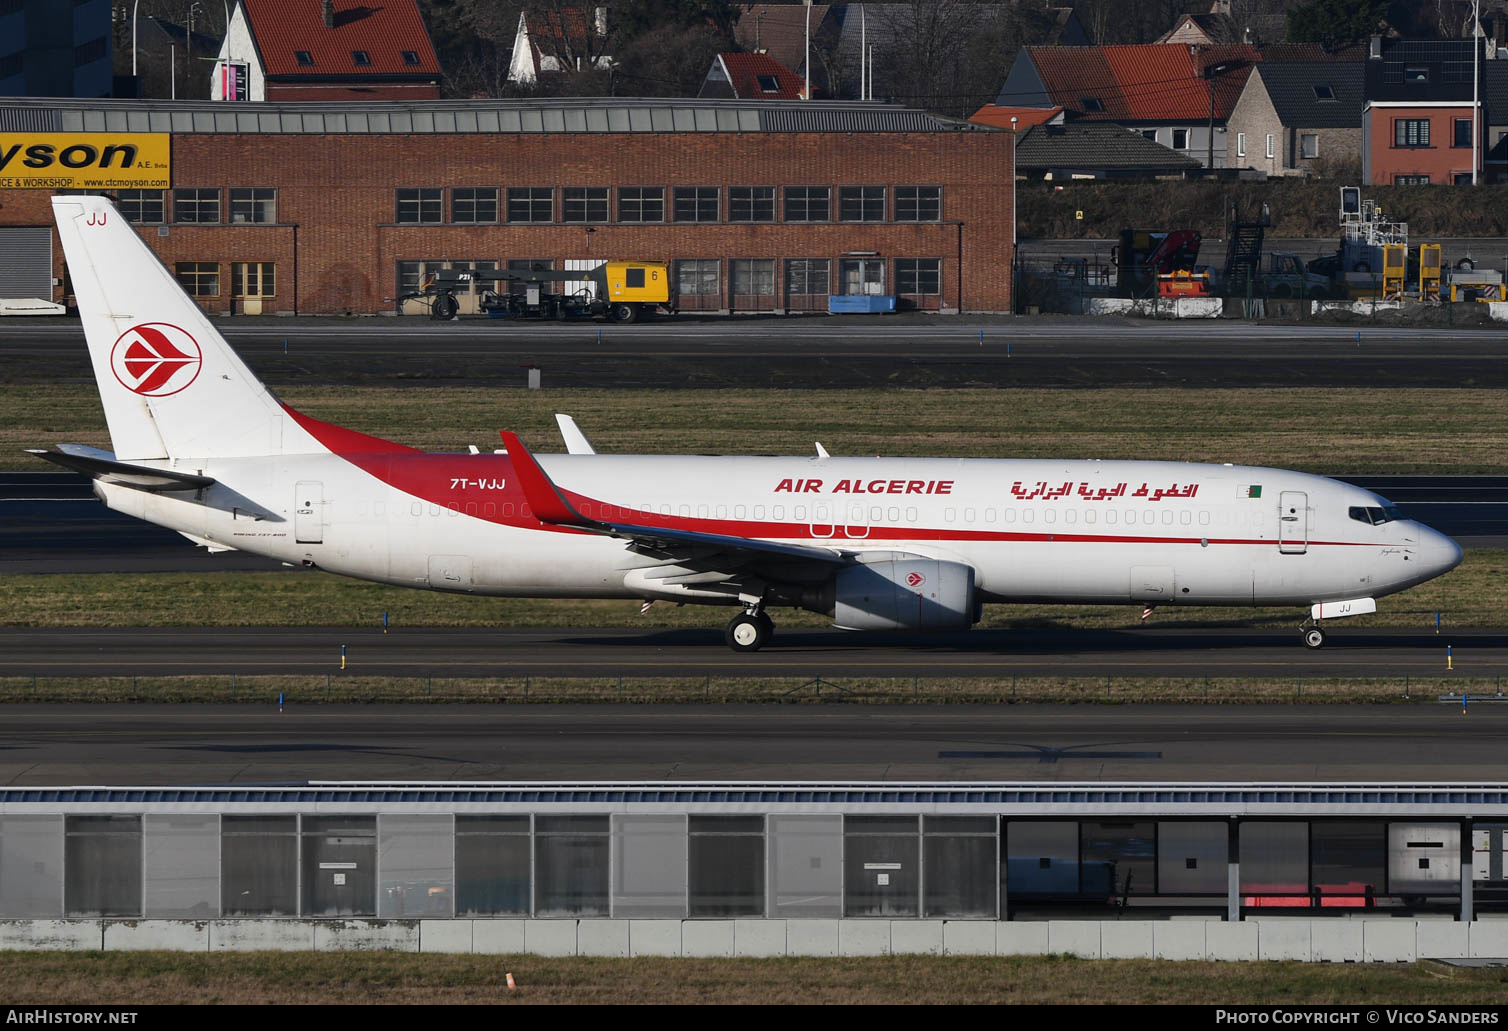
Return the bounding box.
[109,323,202,396]
[906,572,926,588]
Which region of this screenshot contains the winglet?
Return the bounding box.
[499,431,592,526]
[555,414,597,455]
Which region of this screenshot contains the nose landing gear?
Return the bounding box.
[1301,625,1326,649]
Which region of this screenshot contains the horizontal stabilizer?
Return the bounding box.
[26,445,214,492]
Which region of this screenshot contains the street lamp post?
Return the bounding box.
[1473,0,1481,186]
[1011,115,1018,314]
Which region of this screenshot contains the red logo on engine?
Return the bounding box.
[110,323,203,397]
[906,572,926,588]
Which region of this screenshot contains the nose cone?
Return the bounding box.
[1418,523,1464,578]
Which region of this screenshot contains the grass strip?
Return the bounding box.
[2,549,1499,629]
[6,385,1508,472]
[0,951,1505,1005]
[0,675,1493,705]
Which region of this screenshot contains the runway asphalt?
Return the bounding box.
[0,625,1499,679]
[2,703,1507,785]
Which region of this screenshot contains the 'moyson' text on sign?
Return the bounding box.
[0,133,170,189]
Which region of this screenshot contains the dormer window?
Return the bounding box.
[1080,97,1105,112]
[1404,65,1430,83]
[402,50,420,66]
[756,74,780,92]
[352,50,372,66]
[294,50,313,66]
[1313,84,1335,100]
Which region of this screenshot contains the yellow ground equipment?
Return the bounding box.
[1418,244,1442,302]
[1381,244,1406,300]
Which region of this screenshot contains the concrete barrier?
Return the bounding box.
[1311,920,1364,963]
[104,920,208,952]
[943,920,996,956]
[472,919,526,955]
[1206,921,1258,961]
[837,919,889,956]
[733,918,786,958]
[1100,921,1156,959]
[1153,921,1206,961]
[210,920,317,952]
[786,919,840,957]
[628,919,681,957]
[890,920,943,956]
[1363,920,1417,963]
[523,919,577,957]
[1047,921,1100,959]
[997,921,1050,957]
[1469,920,1508,958]
[682,920,735,958]
[314,919,418,952]
[419,919,473,954]
[1416,920,1469,959]
[1255,919,1310,961]
[577,919,629,957]
[0,920,100,951]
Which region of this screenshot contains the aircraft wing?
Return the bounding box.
[499,431,845,566]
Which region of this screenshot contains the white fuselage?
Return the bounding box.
[98,450,1462,612]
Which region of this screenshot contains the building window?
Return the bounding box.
[839,257,884,296]
[174,262,220,297]
[1080,97,1104,112]
[507,187,554,223]
[173,188,219,224]
[895,258,942,296]
[1172,128,1189,150]
[1313,84,1335,101]
[229,187,277,224]
[395,187,442,224]
[672,186,719,223]
[351,50,371,66]
[1266,133,1275,159]
[1237,132,1246,157]
[784,186,829,222]
[728,186,775,223]
[1394,119,1430,148]
[117,189,164,224]
[617,186,663,223]
[675,259,721,307]
[895,186,941,222]
[231,262,276,298]
[730,258,775,299]
[451,187,498,224]
[562,187,608,223]
[1404,65,1430,84]
[1141,129,1157,141]
[1394,174,1431,185]
[1299,134,1319,160]
[785,258,830,302]
[294,50,313,66]
[838,186,885,222]
[1454,118,1473,148]
[402,50,421,66]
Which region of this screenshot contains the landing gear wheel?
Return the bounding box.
[725,613,769,652]
[611,302,638,324]
[1302,626,1326,649]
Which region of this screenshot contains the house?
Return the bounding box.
[967,105,1065,131]
[1226,62,1365,176]
[507,6,612,86]
[1488,61,1508,182]
[1012,122,1203,180]
[1362,38,1486,185]
[211,0,442,102]
[1158,10,1237,47]
[700,52,806,101]
[997,43,1260,168]
[734,4,833,89]
[126,16,224,100]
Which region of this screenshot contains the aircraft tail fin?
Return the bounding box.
[51,194,291,461]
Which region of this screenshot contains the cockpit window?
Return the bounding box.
[1349,505,1405,525]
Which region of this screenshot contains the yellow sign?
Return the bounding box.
[1075,210,1084,220]
[0,133,170,190]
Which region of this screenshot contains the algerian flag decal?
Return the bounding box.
[1238,485,1263,498]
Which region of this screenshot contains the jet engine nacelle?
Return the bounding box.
[832,556,978,632]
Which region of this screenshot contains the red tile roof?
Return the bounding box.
[968,105,1063,130]
[1027,43,1257,122]
[715,52,806,101]
[241,0,441,80]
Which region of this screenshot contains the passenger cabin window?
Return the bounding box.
[1349,505,1404,525]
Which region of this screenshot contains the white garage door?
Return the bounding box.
[0,228,52,298]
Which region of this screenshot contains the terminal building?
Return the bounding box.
[6,782,1508,959]
[0,97,1013,316]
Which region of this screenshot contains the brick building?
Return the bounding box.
[0,97,1013,315]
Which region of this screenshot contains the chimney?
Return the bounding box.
[594,6,607,36]
[1368,35,1382,60]
[322,0,334,29]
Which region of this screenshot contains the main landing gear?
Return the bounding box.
[726,608,775,652]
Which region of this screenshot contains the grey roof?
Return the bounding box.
[0,97,967,135]
[1255,62,1364,129]
[1014,121,1201,174]
[1487,61,1508,115]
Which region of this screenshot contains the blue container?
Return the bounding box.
[827,294,896,314]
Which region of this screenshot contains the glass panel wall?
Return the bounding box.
[1311,821,1385,905]
[768,815,841,918]
[144,815,219,918]
[844,815,919,917]
[1005,821,1079,897]
[301,815,376,918]
[923,816,996,918]
[689,816,763,917]
[378,814,454,918]
[1157,822,1228,895]
[612,815,686,918]
[535,815,609,917]
[64,815,141,918]
[0,816,62,918]
[456,815,531,917]
[1082,821,1156,897]
[1240,822,1308,899]
[222,816,298,917]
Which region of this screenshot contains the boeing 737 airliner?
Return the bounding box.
[33,195,1463,652]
